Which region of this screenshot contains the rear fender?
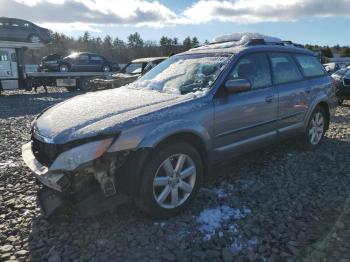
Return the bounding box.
[303,94,329,131]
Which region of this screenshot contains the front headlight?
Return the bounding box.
[49,138,113,171]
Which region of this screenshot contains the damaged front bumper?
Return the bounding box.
[22,142,129,217]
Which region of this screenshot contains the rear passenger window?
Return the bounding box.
[270,53,303,85]
[295,55,326,77]
[229,53,272,89]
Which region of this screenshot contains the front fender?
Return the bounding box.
[107,120,211,153]
[139,119,211,150]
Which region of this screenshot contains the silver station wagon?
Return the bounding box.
[22,33,337,217]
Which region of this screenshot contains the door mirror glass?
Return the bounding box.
[224,79,251,93]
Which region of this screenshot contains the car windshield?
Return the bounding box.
[128,54,230,95]
[65,53,79,59]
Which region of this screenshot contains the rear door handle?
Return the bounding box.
[265,95,274,103]
[305,87,311,94]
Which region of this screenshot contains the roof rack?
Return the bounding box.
[244,38,304,48]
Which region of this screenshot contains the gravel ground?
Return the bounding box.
[1,88,350,262]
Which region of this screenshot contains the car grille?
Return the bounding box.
[32,138,63,167]
[343,78,350,86]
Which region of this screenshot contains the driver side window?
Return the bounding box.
[228,53,272,89]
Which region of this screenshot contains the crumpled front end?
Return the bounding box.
[21,135,129,217]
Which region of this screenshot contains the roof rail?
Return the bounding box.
[203,38,305,49]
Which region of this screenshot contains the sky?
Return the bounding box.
[1,0,350,46]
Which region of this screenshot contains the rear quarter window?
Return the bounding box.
[269,53,303,85]
[295,55,326,78]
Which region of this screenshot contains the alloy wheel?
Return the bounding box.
[29,35,41,43]
[102,66,110,72]
[309,112,325,145]
[153,154,196,209]
[60,65,68,72]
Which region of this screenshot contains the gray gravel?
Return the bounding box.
[1,88,350,262]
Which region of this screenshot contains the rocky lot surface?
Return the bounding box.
[0,88,350,262]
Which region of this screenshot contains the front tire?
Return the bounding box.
[135,143,203,218]
[302,106,327,150]
[59,64,69,72]
[102,65,111,72]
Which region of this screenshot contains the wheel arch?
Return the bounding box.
[153,131,210,176]
[317,101,330,130]
[304,96,331,131]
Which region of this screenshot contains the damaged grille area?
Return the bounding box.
[32,137,64,166]
[344,78,350,86]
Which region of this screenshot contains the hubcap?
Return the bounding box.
[153,154,196,209]
[60,65,68,72]
[309,112,324,145]
[30,36,40,43]
[103,66,110,72]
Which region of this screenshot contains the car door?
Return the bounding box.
[89,54,104,71]
[213,52,278,159]
[9,19,28,42]
[0,18,13,41]
[74,54,90,71]
[268,53,309,135]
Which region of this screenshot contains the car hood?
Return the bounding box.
[34,88,191,143]
[112,73,139,79]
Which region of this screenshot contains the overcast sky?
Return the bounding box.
[2,0,350,45]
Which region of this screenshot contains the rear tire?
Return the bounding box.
[301,106,327,150]
[135,142,203,218]
[28,34,41,43]
[78,78,94,91]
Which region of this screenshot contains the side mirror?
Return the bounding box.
[224,79,251,93]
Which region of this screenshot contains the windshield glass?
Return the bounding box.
[128,54,230,95]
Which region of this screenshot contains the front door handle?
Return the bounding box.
[265,95,274,103]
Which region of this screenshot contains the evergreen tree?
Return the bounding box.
[183,36,192,50]
[127,32,144,48]
[113,37,125,49]
[321,47,333,58]
[191,37,199,48]
[340,47,350,57]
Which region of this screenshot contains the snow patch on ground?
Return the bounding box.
[197,205,251,241]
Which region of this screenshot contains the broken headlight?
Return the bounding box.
[49,138,113,171]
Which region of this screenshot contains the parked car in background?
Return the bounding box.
[39,52,120,72]
[91,57,166,89]
[0,17,52,43]
[324,63,342,75]
[331,68,350,105]
[22,33,336,218]
[324,62,350,75]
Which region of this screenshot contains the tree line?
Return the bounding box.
[25,32,203,64]
[305,44,350,59]
[25,31,350,65]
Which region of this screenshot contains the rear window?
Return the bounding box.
[295,55,326,77]
[270,53,303,85]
